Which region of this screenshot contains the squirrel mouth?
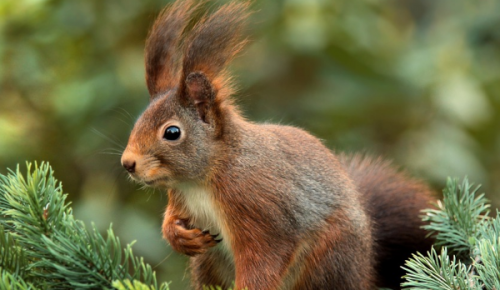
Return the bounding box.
[144,177,169,186]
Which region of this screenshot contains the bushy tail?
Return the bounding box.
[339,153,434,290]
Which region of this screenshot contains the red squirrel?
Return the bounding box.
[121,1,434,289]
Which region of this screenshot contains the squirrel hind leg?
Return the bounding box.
[190,249,234,290]
[291,210,376,290]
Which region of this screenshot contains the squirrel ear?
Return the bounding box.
[184,71,215,123]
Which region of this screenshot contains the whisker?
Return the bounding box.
[115,116,133,127]
[146,188,158,201]
[116,107,136,122]
[101,147,123,152]
[99,148,124,156]
[108,107,136,127]
[98,152,123,156]
[154,251,173,268]
[91,128,126,150]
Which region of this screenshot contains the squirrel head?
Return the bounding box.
[121,0,249,188]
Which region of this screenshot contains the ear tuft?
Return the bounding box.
[145,0,198,99]
[181,2,250,83]
[176,2,249,124]
[185,72,215,123]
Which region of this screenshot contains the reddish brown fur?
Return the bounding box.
[190,250,232,289]
[292,211,375,290]
[122,1,434,290]
[210,158,301,290]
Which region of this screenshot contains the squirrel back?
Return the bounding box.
[121,1,434,289]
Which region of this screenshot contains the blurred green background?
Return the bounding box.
[1,0,500,288]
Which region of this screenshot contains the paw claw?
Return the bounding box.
[163,217,221,256]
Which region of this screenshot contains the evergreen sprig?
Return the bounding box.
[421,178,490,259]
[0,226,27,279]
[0,162,169,289]
[113,280,170,290]
[0,271,34,290]
[402,177,500,289]
[474,214,500,290]
[402,247,478,290]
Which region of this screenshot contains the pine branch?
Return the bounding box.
[402,177,500,289]
[0,271,35,290]
[0,162,169,289]
[474,214,500,290]
[402,247,480,290]
[113,280,170,290]
[422,177,490,259]
[0,226,27,279]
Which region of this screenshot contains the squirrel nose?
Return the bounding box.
[122,160,136,173]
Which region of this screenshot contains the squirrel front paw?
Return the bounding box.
[162,217,222,256]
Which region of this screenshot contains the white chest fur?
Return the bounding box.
[176,184,235,284]
[176,184,233,257]
[177,184,222,233]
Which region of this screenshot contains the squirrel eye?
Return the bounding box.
[163,126,181,141]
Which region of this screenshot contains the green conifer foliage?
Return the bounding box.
[0,162,169,289]
[403,178,500,289]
